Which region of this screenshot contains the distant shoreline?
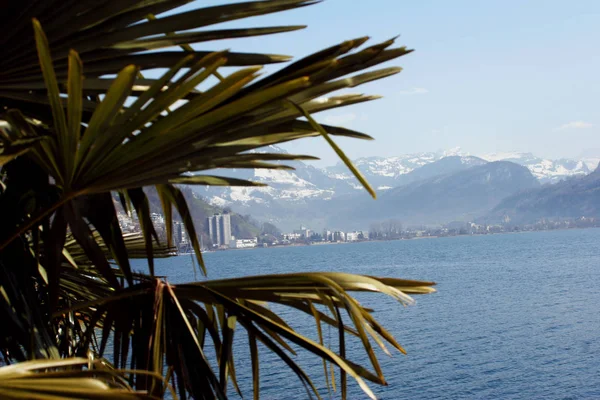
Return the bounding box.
[198,225,600,254]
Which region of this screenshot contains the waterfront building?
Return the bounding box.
[229,237,258,249]
[206,213,232,247]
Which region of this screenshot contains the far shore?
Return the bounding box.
[199,225,600,254]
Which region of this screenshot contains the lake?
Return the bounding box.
[141,228,600,399]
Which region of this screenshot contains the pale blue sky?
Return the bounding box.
[170,1,600,165]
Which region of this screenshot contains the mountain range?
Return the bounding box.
[192,146,598,231]
[483,165,600,225]
[330,161,540,229]
[327,148,592,188]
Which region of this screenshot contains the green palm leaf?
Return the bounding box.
[0,2,436,399]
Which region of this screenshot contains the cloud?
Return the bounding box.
[399,87,429,95]
[557,121,593,130]
[323,113,357,126]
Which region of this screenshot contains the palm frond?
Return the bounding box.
[54,274,435,399]
[0,2,436,399]
[0,357,164,399]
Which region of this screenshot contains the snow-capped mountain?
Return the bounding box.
[479,152,590,183]
[326,149,591,187]
[577,149,600,172]
[193,146,357,230]
[325,148,487,189]
[332,161,541,229]
[191,146,596,230]
[205,168,335,207]
[325,152,440,190]
[583,157,600,171]
[194,145,353,210]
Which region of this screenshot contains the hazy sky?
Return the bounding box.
[175,1,600,166]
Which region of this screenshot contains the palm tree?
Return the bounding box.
[0,1,436,399]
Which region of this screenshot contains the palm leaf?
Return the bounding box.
[0,357,162,400]
[0,2,437,400]
[59,273,434,399]
[0,135,47,168]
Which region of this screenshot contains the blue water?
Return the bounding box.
[140,228,600,399]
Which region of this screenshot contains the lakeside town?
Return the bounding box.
[117,211,600,253]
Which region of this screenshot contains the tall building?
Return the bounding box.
[206,213,232,247]
[174,221,183,245]
[333,231,346,242]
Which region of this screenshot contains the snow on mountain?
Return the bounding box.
[328,149,592,186]
[577,149,600,171]
[194,146,595,216]
[442,146,465,157]
[325,152,440,188]
[195,146,344,209]
[480,152,536,162]
[582,157,600,171]
[480,152,590,183]
[325,148,489,188]
[253,169,313,187]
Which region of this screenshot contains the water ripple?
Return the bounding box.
[140,228,600,399]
